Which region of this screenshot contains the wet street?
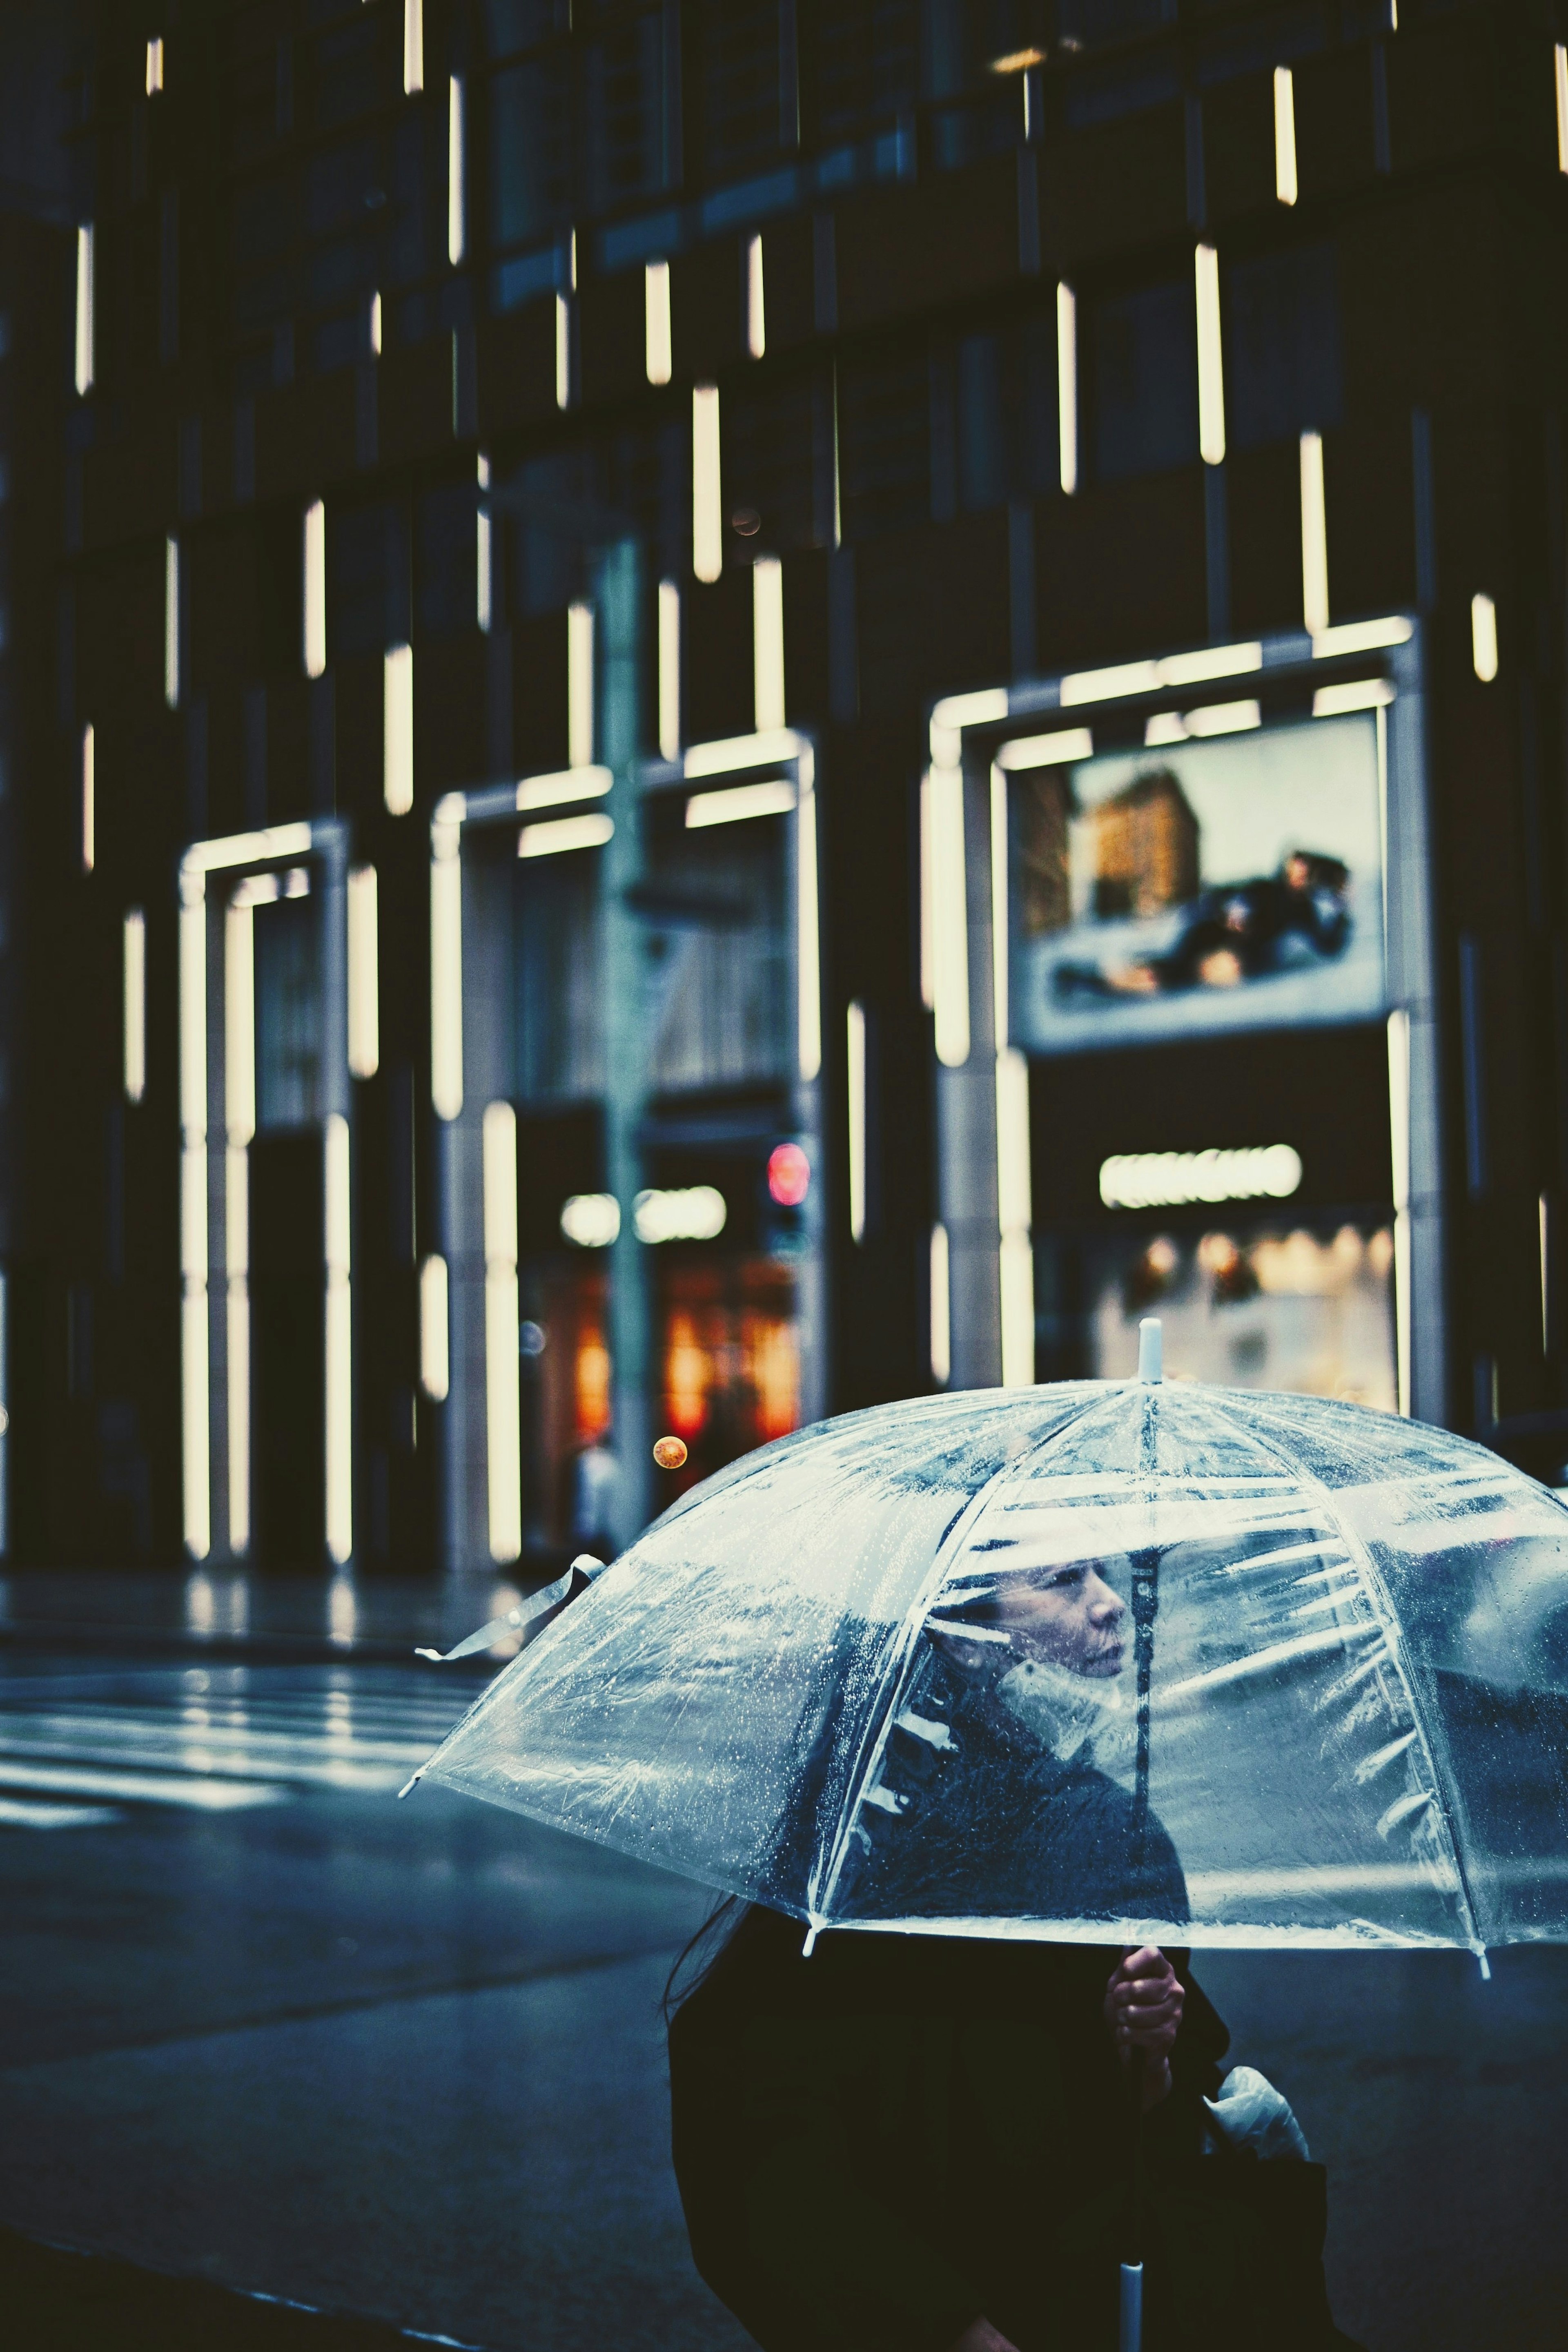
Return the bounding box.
[0,1608,1564,2351]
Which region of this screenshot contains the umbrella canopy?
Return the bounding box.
[410,1377,1568,1959]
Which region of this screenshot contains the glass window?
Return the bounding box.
[307,137,384,235]
[255,896,321,1133]
[491,53,575,246]
[700,0,783,183]
[584,11,667,215]
[312,16,387,126]
[1225,243,1342,453]
[1090,279,1198,481]
[1056,0,1175,53]
[329,501,409,657]
[809,0,920,143]
[839,350,932,539]
[415,483,477,638]
[725,372,831,551]
[516,852,606,1104]
[485,0,566,57]
[643,802,792,1092]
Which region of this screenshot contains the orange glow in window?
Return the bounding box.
[575,1328,611,1440]
[664,1312,710,1438]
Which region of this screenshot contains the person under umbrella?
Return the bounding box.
[667,1546,1355,2352]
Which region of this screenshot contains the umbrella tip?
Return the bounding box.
[1138,1318,1163,1383]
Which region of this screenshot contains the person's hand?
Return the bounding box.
[945,2322,1020,2352]
[1104,1945,1183,2108]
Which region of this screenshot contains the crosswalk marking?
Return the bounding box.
[0,1664,474,1832]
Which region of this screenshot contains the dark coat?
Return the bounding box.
[670,1908,1352,2352]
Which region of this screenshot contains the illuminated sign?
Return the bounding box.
[1099,1146,1303,1212]
[560,1193,621,1248]
[633,1186,727,1244]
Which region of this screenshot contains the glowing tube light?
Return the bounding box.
[753,555,785,731]
[930,765,970,1068]
[74,225,94,395]
[482,1101,522,1565]
[1300,431,1329,637]
[1471,593,1498,683]
[384,643,413,814]
[430,810,463,1119]
[179,872,209,1560]
[165,536,180,708]
[303,500,326,678]
[693,384,722,582]
[324,1112,352,1567]
[1557,45,1568,173]
[658,579,681,758]
[419,1255,449,1400]
[1195,244,1225,466]
[567,601,594,768]
[847,999,867,1243]
[347,865,379,1079]
[746,235,766,359]
[476,454,492,633]
[448,77,466,265]
[797,760,822,1083]
[403,0,423,94]
[997,1047,1034,1389]
[224,901,256,1146]
[930,1223,951,1387]
[123,909,146,1105]
[80,723,94,873]
[226,1145,250,1558]
[146,37,164,96]
[1056,283,1077,495]
[645,259,672,385]
[555,293,571,410]
[1274,69,1298,205]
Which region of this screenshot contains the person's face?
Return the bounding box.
[995,1561,1127,1678]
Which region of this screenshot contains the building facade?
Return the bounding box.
[15,0,1568,1571]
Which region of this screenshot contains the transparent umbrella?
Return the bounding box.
[405,1324,1568,2350]
[406,1332,1568,1968]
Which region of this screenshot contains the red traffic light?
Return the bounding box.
[767,1141,810,1207]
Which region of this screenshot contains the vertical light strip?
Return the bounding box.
[74,224,94,394]
[384,643,414,814]
[1541,1191,1551,1355]
[931,763,970,1067]
[1274,68,1298,204]
[989,765,1009,1049]
[419,1255,450,1400]
[797,751,822,1083]
[846,1000,867,1244]
[753,555,785,730]
[430,809,464,1119]
[447,76,466,264]
[1471,592,1498,682]
[918,771,936,1010]
[347,865,379,1079]
[930,1224,951,1387]
[1299,430,1329,635]
[145,36,165,95]
[482,1100,522,1565]
[123,909,147,1104]
[303,500,326,678]
[369,290,382,356]
[657,579,681,758]
[1056,282,1077,495]
[403,0,423,94]
[1388,1006,1412,1418]
[165,536,181,707]
[555,292,571,410]
[475,453,492,633]
[746,234,766,359]
[224,896,255,1561]
[645,259,672,385]
[997,1049,1034,1387]
[693,383,722,582]
[1557,45,1568,173]
[178,870,210,1558]
[567,601,595,767]
[323,1112,352,1567]
[80,723,94,874]
[1195,243,1226,466]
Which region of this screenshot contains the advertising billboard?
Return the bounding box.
[1008,709,1385,1056]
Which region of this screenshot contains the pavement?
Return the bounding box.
[1,1572,1566,2349]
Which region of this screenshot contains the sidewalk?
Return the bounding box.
[0,2226,481,2350]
